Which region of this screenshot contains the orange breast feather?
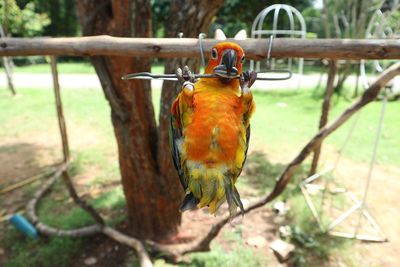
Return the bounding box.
[183,79,244,165]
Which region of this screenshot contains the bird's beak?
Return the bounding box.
[213,49,238,80]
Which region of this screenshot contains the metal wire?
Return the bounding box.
[121,71,292,81]
[198,33,207,67]
[266,35,274,69]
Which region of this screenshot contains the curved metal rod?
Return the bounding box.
[198,33,207,67]
[122,70,292,81]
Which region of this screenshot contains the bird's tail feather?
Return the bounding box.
[224,178,244,218]
[179,192,199,212]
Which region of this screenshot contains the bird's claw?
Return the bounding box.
[176,65,195,85]
[240,71,257,92]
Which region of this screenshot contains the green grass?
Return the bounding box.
[2,172,126,267]
[184,245,266,267]
[9,62,96,74]
[284,194,356,267]
[250,88,400,166]
[146,244,266,267]
[3,62,165,74]
[2,230,84,267]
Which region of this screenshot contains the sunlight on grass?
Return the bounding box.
[184,245,266,267]
[251,88,400,165]
[6,62,165,74]
[11,62,95,74]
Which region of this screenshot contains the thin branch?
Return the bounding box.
[26,163,102,237]
[310,60,338,175]
[26,163,153,267]
[61,171,105,225]
[103,226,153,267]
[50,56,70,162]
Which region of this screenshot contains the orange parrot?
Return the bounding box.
[170,42,256,217]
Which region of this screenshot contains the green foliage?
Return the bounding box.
[150,0,313,38]
[302,6,323,37]
[34,0,79,36]
[386,9,400,35]
[152,0,170,37]
[212,0,313,37]
[0,0,50,37]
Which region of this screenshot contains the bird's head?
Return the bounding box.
[205,42,245,83]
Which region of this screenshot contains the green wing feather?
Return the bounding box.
[170,95,199,211]
[169,115,187,189]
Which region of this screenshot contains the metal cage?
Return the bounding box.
[250,4,306,77]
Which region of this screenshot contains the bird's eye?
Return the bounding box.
[241,56,245,63]
[211,48,218,59]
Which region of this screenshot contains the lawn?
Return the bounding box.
[0,82,399,266]
[3,62,165,74]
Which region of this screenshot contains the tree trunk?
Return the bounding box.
[76,0,181,241]
[158,0,224,183]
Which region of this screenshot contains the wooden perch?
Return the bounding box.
[1,36,399,60]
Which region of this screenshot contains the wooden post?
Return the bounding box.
[1,55,15,95]
[50,56,70,163]
[309,60,338,176]
[0,24,16,95]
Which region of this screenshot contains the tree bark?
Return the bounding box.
[158,0,224,192]
[76,0,181,241]
[2,37,400,60]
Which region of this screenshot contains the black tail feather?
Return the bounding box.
[232,187,245,215]
[179,192,199,212]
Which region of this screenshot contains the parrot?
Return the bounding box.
[170,42,257,217]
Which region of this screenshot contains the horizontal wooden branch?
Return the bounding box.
[1,36,399,60]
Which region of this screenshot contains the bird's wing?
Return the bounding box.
[170,90,193,189]
[233,94,255,180]
[169,115,186,188]
[232,124,251,180]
